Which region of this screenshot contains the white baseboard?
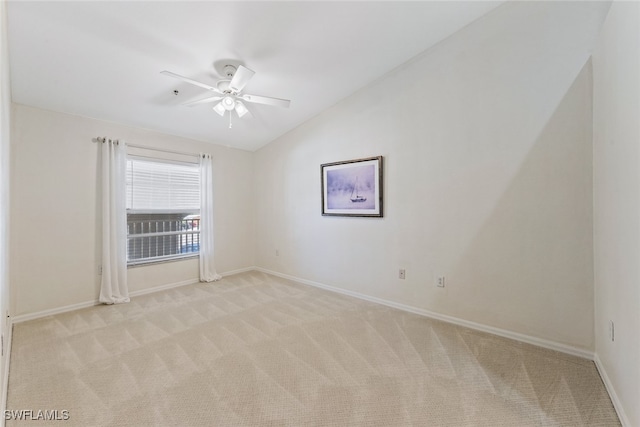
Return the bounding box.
[128,278,199,299]
[255,267,595,360]
[12,299,101,324]
[11,267,252,324]
[594,354,631,427]
[220,266,256,277]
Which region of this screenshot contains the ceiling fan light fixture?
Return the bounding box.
[212,101,226,116]
[222,96,235,111]
[235,101,249,118]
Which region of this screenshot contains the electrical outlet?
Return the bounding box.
[437,276,445,288]
[399,269,406,280]
[98,265,102,275]
[275,249,279,257]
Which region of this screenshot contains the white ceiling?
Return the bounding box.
[7,1,504,151]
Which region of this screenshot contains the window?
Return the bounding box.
[126,157,200,265]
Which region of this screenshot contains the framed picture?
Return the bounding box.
[321,156,383,217]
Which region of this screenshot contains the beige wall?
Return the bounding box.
[593,2,640,426]
[254,1,604,352]
[10,104,255,317]
[1,0,12,408]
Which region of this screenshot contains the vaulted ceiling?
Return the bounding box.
[7,1,504,151]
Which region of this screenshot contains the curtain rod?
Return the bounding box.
[93,137,204,158]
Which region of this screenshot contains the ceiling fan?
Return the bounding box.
[161,64,290,127]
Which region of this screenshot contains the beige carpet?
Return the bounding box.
[7,271,620,426]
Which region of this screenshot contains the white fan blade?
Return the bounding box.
[181,95,223,107]
[229,65,255,92]
[161,71,223,94]
[240,93,290,108]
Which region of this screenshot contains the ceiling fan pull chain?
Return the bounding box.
[229,112,233,129]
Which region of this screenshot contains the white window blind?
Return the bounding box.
[126,157,201,265]
[126,157,200,213]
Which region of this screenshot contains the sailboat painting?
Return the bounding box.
[321,156,383,217]
[350,177,367,203]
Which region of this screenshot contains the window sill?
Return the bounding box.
[127,254,198,268]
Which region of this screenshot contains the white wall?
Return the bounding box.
[0,0,12,410]
[10,104,255,317]
[592,2,640,426]
[254,1,609,352]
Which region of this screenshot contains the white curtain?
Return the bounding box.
[99,139,130,304]
[199,154,222,282]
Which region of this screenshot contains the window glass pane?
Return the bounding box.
[127,213,200,264]
[126,157,200,265]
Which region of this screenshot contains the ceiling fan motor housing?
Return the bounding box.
[223,64,237,78]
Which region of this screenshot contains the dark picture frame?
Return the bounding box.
[321,156,383,217]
